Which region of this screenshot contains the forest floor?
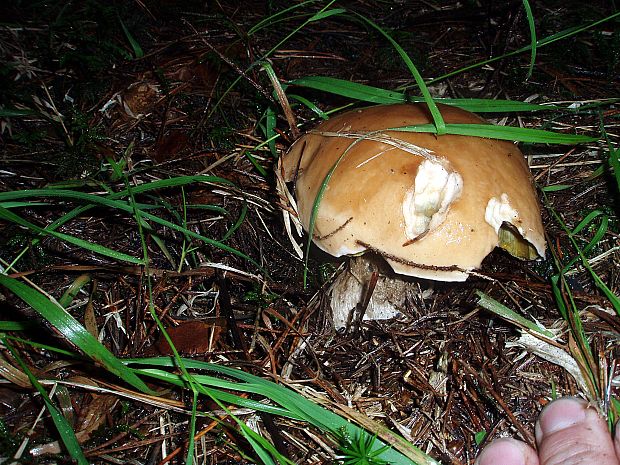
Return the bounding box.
[0,1,619,464]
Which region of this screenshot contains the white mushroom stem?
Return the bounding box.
[328,255,410,329]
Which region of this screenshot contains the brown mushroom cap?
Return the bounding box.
[280,103,546,281]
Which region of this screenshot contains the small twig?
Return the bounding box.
[217,272,249,358]
[157,397,248,465]
[533,147,577,182]
[261,60,300,138]
[216,272,289,458]
[352,271,379,333]
[185,20,275,104]
[457,358,535,446]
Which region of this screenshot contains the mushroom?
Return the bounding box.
[278,103,546,328]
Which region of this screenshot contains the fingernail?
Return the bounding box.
[475,438,527,465]
[535,397,588,444]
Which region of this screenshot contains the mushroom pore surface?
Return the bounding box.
[280,103,546,281]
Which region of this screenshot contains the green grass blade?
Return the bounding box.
[601,123,620,195]
[0,201,51,208]
[429,11,620,85]
[137,209,264,272]
[118,16,144,58]
[550,273,599,397]
[0,206,144,264]
[355,13,446,135]
[244,151,269,177]
[541,184,572,192]
[550,274,568,320]
[4,340,89,465]
[0,274,155,394]
[522,0,537,79]
[0,108,37,117]
[186,204,228,214]
[308,8,347,21]
[58,274,92,308]
[115,175,234,194]
[590,272,620,316]
[287,94,329,119]
[545,193,620,317]
[247,0,322,35]
[128,357,441,465]
[289,76,405,103]
[476,291,554,337]
[289,76,559,111]
[136,368,302,419]
[0,188,265,273]
[3,335,78,357]
[571,209,604,235]
[264,107,277,157]
[0,321,36,331]
[221,201,248,241]
[391,123,597,144]
[579,215,608,259]
[610,398,620,430]
[242,430,278,465]
[0,175,232,244]
[185,390,198,465]
[555,211,608,273]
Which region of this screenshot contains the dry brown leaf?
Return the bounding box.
[155,319,226,355]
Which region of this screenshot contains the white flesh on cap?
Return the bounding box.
[403,159,463,240]
[485,193,520,234]
[485,193,544,259]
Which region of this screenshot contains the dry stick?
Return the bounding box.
[456,358,535,446]
[262,61,300,139]
[216,272,289,458]
[353,270,379,333]
[142,279,193,351]
[258,306,305,367]
[8,264,263,285]
[533,147,577,182]
[85,410,163,455]
[258,305,325,385]
[482,3,523,93]
[476,418,508,454]
[190,17,299,139]
[88,434,182,456]
[300,365,349,405]
[453,365,488,434]
[442,389,456,439]
[217,273,250,358]
[157,395,250,465]
[587,306,620,334]
[486,273,611,309]
[184,20,275,104]
[157,422,218,465]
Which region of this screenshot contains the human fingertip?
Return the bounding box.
[476,438,536,465]
[534,396,588,444]
[535,397,618,465]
